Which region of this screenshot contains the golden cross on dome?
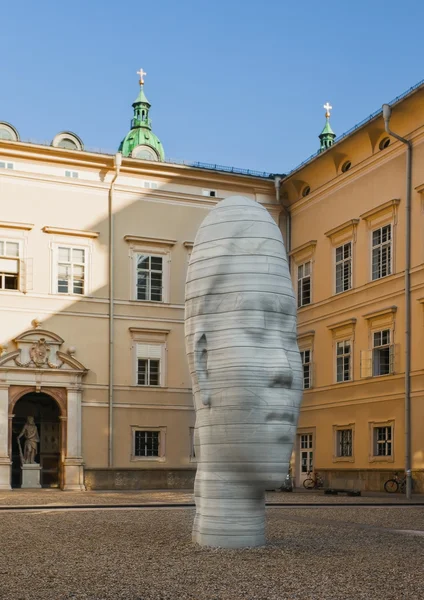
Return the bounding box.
[137,68,147,84]
[323,102,332,118]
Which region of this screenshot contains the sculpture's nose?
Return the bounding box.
[269,348,293,388]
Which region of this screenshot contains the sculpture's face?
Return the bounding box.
[185,196,303,490]
[27,416,35,425]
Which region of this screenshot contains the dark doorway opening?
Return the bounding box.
[12,392,61,488]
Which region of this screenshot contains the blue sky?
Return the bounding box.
[2,0,423,174]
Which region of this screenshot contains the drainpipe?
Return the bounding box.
[275,175,291,253]
[108,152,122,468]
[382,103,412,499]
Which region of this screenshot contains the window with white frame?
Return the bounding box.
[372,224,392,280]
[0,239,20,290]
[297,261,311,307]
[56,246,86,295]
[372,329,393,376]
[373,425,392,457]
[65,170,79,178]
[136,343,163,386]
[337,428,353,457]
[300,349,312,389]
[0,161,13,170]
[336,340,352,382]
[136,254,163,301]
[134,430,160,457]
[335,242,352,293]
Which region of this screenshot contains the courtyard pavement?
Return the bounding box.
[0,490,423,599]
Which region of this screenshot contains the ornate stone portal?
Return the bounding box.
[0,328,87,490]
[185,196,303,548]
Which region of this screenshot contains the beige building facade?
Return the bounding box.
[283,83,424,492]
[0,132,277,490]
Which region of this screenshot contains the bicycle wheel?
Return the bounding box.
[303,478,315,489]
[384,479,399,493]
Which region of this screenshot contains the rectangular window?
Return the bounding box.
[142,180,158,189]
[190,428,196,460]
[372,224,392,280]
[57,246,86,295]
[297,261,311,307]
[336,340,352,382]
[0,161,14,169]
[300,349,312,389]
[335,242,352,293]
[372,329,392,376]
[337,429,353,457]
[374,426,392,457]
[202,189,216,197]
[136,254,163,301]
[65,170,79,178]
[134,430,160,457]
[136,343,162,386]
[0,239,20,290]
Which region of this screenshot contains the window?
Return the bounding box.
[134,430,160,457]
[0,239,20,290]
[373,329,393,376]
[336,340,352,382]
[300,349,312,389]
[202,189,216,197]
[136,343,162,386]
[190,428,196,460]
[335,242,352,293]
[0,161,13,170]
[379,137,390,150]
[341,160,352,173]
[57,246,86,295]
[373,426,392,457]
[372,224,392,280]
[136,254,163,301]
[65,170,79,178]
[297,261,311,307]
[142,180,159,189]
[337,429,352,457]
[302,185,311,197]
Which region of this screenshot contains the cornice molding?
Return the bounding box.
[42,226,99,238]
[124,235,176,247]
[362,305,397,320]
[327,318,357,331]
[183,241,194,248]
[360,198,400,221]
[289,240,317,257]
[0,220,34,231]
[325,219,360,239]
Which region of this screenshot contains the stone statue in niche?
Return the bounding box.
[17,416,40,464]
[185,195,303,548]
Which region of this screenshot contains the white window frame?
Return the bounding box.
[335,241,352,294]
[0,238,22,292]
[51,242,91,296]
[336,339,352,383]
[371,224,392,281]
[300,349,312,390]
[130,245,171,303]
[0,161,14,170]
[131,426,166,462]
[134,253,165,302]
[65,170,79,179]
[134,342,166,387]
[297,261,312,308]
[202,189,217,197]
[369,420,394,462]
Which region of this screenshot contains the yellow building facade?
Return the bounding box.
[283,84,424,492]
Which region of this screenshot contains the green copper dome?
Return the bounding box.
[319,103,336,152]
[119,72,165,162]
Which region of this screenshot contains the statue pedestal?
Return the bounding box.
[21,464,42,489]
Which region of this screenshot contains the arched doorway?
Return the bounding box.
[11,392,61,488]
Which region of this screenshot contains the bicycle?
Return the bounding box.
[384,472,413,493]
[303,471,324,490]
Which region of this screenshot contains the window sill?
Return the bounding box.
[130,456,166,463]
[298,303,313,310]
[131,299,169,306]
[135,385,166,389]
[333,456,355,463]
[369,455,394,463]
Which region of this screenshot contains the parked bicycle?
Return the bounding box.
[384,472,413,493]
[303,471,324,490]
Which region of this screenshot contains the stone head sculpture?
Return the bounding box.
[185,195,303,548]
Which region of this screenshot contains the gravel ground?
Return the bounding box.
[0,506,423,600]
[0,489,422,507]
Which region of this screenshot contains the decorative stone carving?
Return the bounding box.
[185,196,303,548]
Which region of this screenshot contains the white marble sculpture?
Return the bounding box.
[17,416,39,464]
[185,195,303,548]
